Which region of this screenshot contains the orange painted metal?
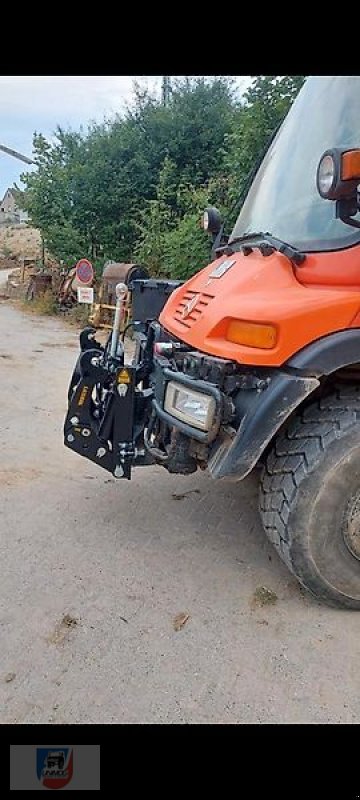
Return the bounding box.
[341,150,360,181]
[159,245,360,366]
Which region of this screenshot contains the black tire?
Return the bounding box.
[259,385,360,609]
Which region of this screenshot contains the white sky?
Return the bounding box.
[0,75,251,199]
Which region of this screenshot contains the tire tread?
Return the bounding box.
[259,385,360,582]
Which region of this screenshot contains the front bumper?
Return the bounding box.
[151,351,319,480]
[64,323,320,482]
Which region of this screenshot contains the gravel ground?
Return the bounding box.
[1,280,360,724]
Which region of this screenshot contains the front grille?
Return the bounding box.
[173,290,214,328]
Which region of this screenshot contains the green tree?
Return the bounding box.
[136,182,213,279]
[162,209,212,281]
[224,75,306,227]
[134,157,178,273]
[20,75,306,278]
[20,128,87,263]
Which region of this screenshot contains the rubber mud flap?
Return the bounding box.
[208,373,319,480]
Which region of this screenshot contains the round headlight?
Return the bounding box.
[317,153,336,198]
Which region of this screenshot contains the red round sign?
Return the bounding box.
[75,258,94,285]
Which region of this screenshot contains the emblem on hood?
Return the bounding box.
[181,294,199,319]
[209,258,236,279]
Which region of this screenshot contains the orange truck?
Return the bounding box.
[64,76,360,609]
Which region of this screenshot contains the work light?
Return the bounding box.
[164,381,216,431]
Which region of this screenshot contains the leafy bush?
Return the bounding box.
[162,213,212,280]
[23,289,57,316]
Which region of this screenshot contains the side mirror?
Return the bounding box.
[201,206,222,235]
[317,148,360,201]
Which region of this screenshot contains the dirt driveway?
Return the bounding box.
[1,285,359,724]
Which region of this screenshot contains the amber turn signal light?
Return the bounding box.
[341,150,360,181]
[226,319,277,349]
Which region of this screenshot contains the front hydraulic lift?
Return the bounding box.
[64,283,153,479]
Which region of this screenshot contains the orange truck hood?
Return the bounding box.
[159,249,360,367]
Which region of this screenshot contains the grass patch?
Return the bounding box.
[63,304,90,326]
[251,586,278,608]
[22,289,58,316]
[20,289,91,327]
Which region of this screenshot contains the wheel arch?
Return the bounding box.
[209,330,360,481]
[288,328,360,376]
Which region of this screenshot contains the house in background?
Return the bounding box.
[0,188,28,223]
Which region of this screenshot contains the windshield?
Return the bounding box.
[230,76,360,252]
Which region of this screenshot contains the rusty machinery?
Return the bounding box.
[89,262,149,332]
